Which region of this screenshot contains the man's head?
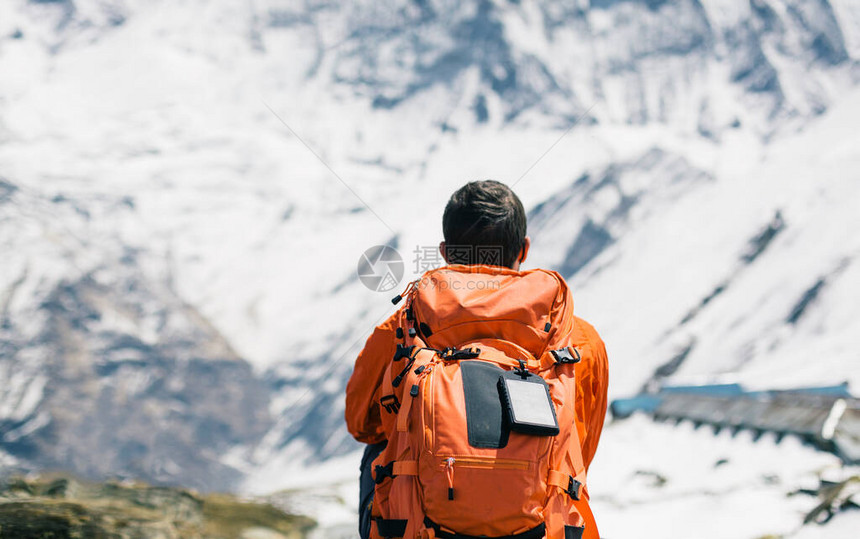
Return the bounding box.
[440,180,530,270]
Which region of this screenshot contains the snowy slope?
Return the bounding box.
[1,0,860,535]
[528,87,860,397]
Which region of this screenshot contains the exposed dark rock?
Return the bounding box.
[632,469,668,487]
[0,179,17,203]
[334,0,579,122]
[726,23,782,96]
[264,345,364,463]
[0,475,315,539]
[680,281,729,325]
[741,211,786,264]
[532,149,711,280]
[559,220,614,277]
[591,0,671,12]
[786,277,826,325]
[786,0,849,66]
[473,93,489,123]
[1,263,273,493]
[655,341,694,379]
[797,475,860,525]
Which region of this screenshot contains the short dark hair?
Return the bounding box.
[442,180,527,268]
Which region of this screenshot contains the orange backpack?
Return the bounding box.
[369,266,599,539]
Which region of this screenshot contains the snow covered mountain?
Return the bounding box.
[1,0,860,535]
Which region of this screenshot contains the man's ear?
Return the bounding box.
[518,236,531,265]
[439,241,449,264]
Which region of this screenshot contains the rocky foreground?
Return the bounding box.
[0,475,315,539]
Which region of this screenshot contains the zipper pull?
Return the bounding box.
[392,280,417,305]
[445,457,455,500]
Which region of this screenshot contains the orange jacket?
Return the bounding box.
[345,265,609,473]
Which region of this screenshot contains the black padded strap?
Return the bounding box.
[424,518,546,539]
[376,518,408,538]
[564,525,585,539]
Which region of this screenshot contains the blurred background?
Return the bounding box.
[1,0,859,537]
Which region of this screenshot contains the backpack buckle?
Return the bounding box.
[394,344,415,361]
[374,463,395,484]
[565,476,582,501]
[380,394,401,414]
[441,347,481,360]
[551,347,581,364]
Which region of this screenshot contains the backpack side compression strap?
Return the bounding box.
[548,470,581,500]
[423,518,546,539]
[393,460,418,476]
[374,460,417,483]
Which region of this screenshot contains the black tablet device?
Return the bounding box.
[499,371,559,436]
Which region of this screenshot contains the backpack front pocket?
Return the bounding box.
[421,454,545,537]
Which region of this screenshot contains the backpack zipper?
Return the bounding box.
[444,457,455,500]
[440,456,531,470]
